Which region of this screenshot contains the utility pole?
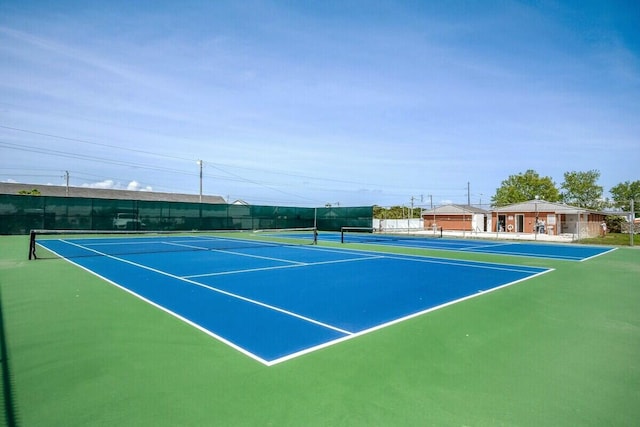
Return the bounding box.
[429,194,435,231]
[197,160,203,203]
[64,170,69,196]
[410,196,415,219]
[467,181,471,206]
[409,195,424,219]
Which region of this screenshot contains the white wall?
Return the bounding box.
[374,218,424,231]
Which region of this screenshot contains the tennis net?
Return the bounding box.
[29,227,318,260]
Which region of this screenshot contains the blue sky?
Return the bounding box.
[1,0,638,207]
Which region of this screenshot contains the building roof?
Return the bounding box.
[418,200,610,216]
[0,182,227,204]
[492,199,604,214]
[421,204,489,215]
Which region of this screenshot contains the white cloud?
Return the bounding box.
[127,181,153,192]
[79,180,153,191]
[82,179,117,189]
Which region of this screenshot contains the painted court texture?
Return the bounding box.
[0,234,638,426]
[35,235,556,365]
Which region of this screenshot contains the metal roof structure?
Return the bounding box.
[491,199,604,214]
[0,182,227,204]
[420,200,610,216]
[421,204,489,216]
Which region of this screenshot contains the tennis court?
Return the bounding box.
[2,232,639,426]
[34,231,550,365]
[336,230,614,261]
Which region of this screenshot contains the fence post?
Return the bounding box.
[631,199,635,247]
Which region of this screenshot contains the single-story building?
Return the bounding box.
[421,200,609,238]
[491,200,608,237]
[421,204,490,232]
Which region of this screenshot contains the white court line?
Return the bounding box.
[38,243,275,365]
[57,239,354,339]
[458,242,518,251]
[464,248,582,261]
[320,245,549,274]
[579,247,618,262]
[266,267,555,366]
[183,255,385,279]
[81,235,285,248]
[341,236,613,262]
[163,241,307,265]
[379,253,546,274]
[184,263,305,278]
[80,236,335,267]
[294,243,551,273]
[351,241,587,262]
[42,239,555,367]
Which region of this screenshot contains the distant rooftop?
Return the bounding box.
[421,204,489,215]
[0,182,227,204]
[492,199,606,214]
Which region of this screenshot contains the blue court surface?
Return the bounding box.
[38,235,551,365]
[334,233,614,261]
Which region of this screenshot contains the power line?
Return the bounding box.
[0,140,198,176]
[2,125,482,206]
[0,125,194,163]
[0,134,385,204]
[0,141,325,204]
[0,124,382,187]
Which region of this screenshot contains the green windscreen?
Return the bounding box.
[0,194,372,234]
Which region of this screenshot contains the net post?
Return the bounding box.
[340,227,345,244]
[28,230,37,260]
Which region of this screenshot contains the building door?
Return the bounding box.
[516,214,524,233]
[497,214,506,232]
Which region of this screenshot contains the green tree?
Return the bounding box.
[18,188,41,195]
[560,170,604,210]
[605,215,625,233]
[374,205,421,219]
[610,180,640,213]
[491,170,560,207]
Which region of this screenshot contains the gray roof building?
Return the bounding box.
[0,182,227,204]
[492,199,606,215]
[421,204,489,216]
